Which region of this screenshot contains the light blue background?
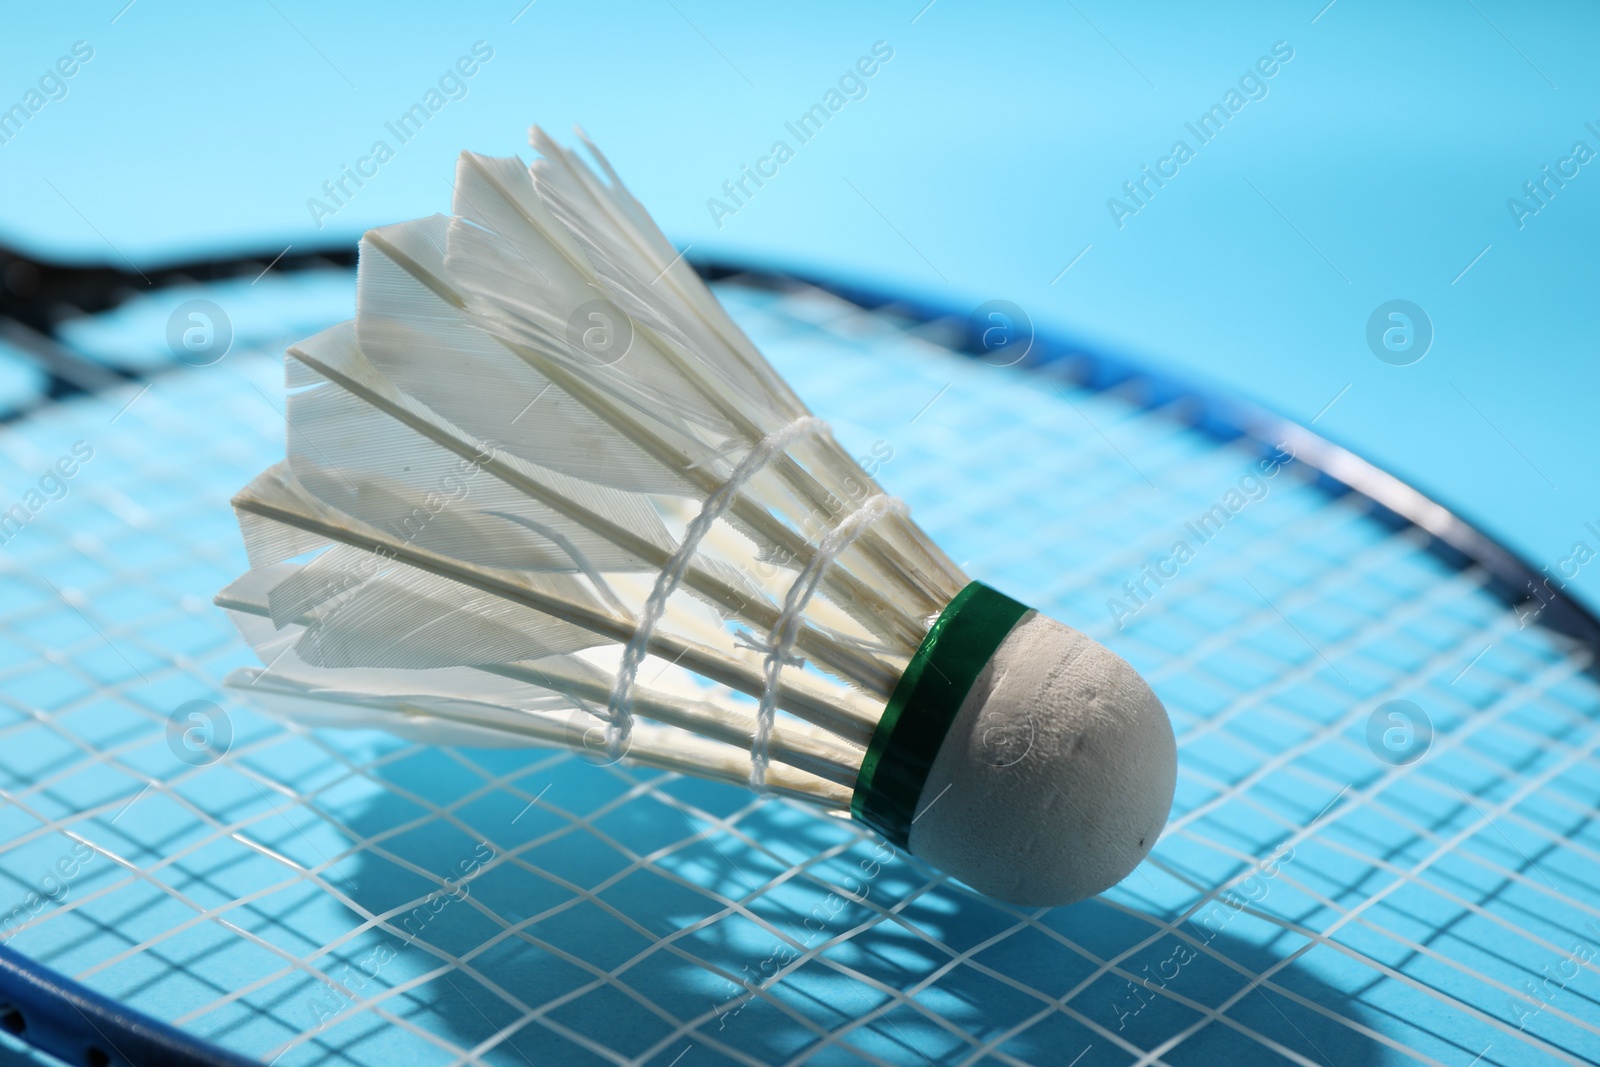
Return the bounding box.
[2,0,1597,611]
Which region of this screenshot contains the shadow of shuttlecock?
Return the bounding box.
[305,743,1390,1067]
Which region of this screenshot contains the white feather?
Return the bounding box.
[220,127,971,807]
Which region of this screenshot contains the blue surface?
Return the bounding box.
[1,0,1597,616]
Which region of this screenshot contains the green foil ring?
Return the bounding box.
[851,580,1033,847]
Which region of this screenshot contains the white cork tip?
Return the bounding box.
[906,613,1177,907]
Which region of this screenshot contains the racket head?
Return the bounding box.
[0,252,1594,1066]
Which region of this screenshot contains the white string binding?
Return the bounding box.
[749,492,908,792]
[603,416,827,759]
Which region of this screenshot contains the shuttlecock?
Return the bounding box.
[216,126,1176,907]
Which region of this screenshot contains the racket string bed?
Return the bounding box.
[0,270,1593,1066]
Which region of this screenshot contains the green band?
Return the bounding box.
[851,581,1032,847]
